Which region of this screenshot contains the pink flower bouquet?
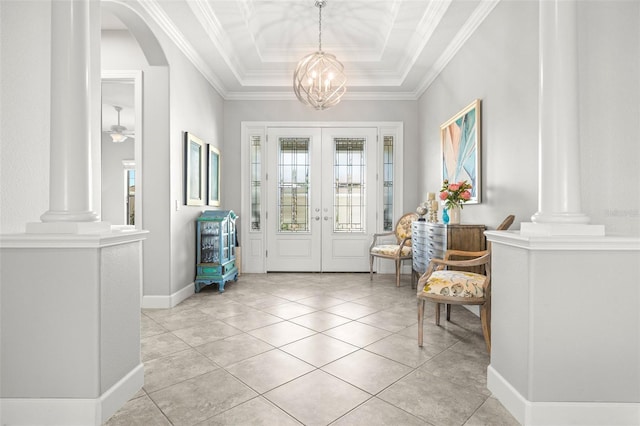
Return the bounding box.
[439,179,472,210]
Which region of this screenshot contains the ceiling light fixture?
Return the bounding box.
[108,106,131,143]
[293,0,346,110]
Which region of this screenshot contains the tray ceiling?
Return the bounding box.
[103,0,499,100]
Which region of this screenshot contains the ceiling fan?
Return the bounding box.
[106,105,135,143]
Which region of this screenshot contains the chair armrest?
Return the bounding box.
[434,253,490,268]
[370,231,395,249]
[443,249,488,261]
[398,235,412,250]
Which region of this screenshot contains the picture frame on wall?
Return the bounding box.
[208,145,221,206]
[185,132,206,206]
[440,99,482,203]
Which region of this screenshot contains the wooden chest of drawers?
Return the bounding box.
[412,221,486,284]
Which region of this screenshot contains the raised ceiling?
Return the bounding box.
[104,0,499,101]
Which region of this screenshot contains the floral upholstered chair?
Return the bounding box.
[417,250,492,352]
[369,212,419,287]
[416,215,515,354]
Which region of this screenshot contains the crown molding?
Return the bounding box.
[137,0,228,97]
[416,0,501,97]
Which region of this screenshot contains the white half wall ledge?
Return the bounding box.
[488,366,640,426]
[0,229,149,249]
[520,222,605,237]
[484,230,640,251]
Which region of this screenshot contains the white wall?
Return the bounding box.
[0,1,51,233]
[417,0,640,236]
[577,1,640,236]
[417,0,539,230]
[108,2,226,298]
[101,27,174,301]
[165,42,225,296]
[223,99,421,230]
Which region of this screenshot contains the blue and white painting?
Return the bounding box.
[441,99,481,203]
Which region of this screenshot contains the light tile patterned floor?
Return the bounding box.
[105,272,520,426]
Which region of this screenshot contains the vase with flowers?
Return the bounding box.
[439,179,472,224]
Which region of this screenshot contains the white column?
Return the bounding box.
[39,0,99,224]
[523,0,604,236]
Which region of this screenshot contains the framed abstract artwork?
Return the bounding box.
[440,99,481,203]
[208,145,221,206]
[185,132,206,206]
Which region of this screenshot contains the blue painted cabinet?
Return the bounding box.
[195,210,238,292]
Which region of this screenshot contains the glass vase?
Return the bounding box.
[449,206,461,224]
[442,208,449,224]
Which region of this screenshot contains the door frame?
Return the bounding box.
[240,121,404,274]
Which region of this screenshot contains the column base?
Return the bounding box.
[40,209,100,223]
[26,221,111,234]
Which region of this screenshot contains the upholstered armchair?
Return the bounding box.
[416,215,515,353]
[417,250,492,351]
[369,212,419,287]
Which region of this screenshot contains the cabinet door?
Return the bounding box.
[446,225,486,273]
[447,226,486,252]
[221,218,229,262]
[201,221,221,264]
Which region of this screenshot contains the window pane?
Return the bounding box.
[126,169,135,226]
[334,138,365,232]
[383,136,394,231]
[250,135,261,231]
[278,138,310,232]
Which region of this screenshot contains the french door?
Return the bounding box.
[266,127,377,272]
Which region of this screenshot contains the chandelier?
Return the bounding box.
[293,0,346,110]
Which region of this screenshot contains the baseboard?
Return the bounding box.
[142,282,194,309]
[487,365,528,424]
[0,363,144,426]
[100,363,144,423]
[487,365,640,425]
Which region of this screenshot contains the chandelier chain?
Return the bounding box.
[318,1,322,52]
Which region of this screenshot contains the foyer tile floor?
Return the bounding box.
[105,273,519,426]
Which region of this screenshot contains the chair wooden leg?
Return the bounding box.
[446,303,451,322]
[369,255,374,281]
[395,259,401,287]
[435,302,441,326]
[480,302,491,354]
[418,299,425,347]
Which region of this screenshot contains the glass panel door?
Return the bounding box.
[266,128,322,271]
[321,128,377,272]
